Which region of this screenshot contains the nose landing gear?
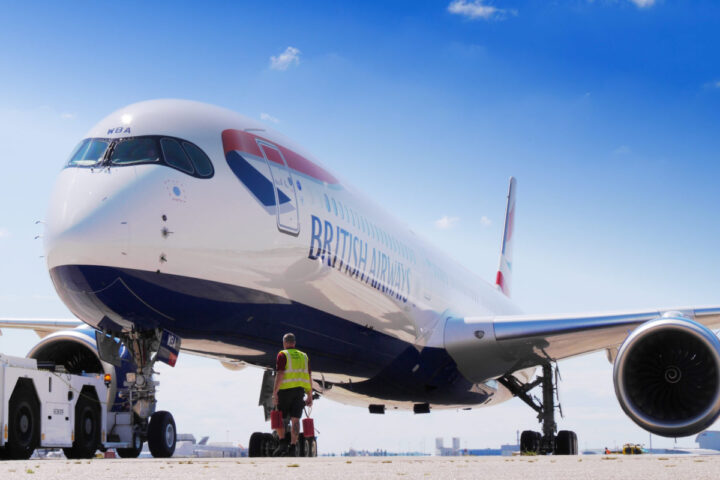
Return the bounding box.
[98,328,178,458]
[500,362,578,455]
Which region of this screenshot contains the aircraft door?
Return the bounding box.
[257,141,300,235]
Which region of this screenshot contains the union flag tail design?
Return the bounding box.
[496,177,516,297]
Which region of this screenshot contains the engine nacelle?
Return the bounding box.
[614,316,720,437]
[27,328,135,412]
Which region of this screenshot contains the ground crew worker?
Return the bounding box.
[272,332,313,456]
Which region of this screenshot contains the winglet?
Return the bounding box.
[496,177,516,297]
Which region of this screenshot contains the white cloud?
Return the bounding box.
[270,46,301,71]
[447,0,515,20]
[629,0,655,7]
[0,228,9,238]
[434,215,460,230]
[260,112,279,124]
[60,113,75,120]
[613,145,631,155]
[480,215,492,227]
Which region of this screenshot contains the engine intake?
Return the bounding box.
[26,328,135,413]
[614,316,720,437]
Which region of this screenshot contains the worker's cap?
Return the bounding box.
[283,333,296,344]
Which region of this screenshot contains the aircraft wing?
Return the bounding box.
[494,306,720,360]
[0,318,84,338]
[445,306,720,382]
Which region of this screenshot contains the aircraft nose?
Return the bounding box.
[44,167,133,270]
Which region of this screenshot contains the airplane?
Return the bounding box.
[1,99,719,459]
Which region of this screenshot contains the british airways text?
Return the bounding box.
[308,215,411,303]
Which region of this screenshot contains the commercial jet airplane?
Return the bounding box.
[1,99,719,459]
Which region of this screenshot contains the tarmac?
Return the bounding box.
[0,455,718,479]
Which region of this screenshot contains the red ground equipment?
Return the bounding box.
[270,409,283,429]
[302,417,315,437]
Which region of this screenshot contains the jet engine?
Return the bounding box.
[613,315,720,437]
[27,328,134,411]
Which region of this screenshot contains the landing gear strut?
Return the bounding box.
[499,362,578,455]
[98,328,177,458]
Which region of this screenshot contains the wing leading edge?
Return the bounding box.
[0,318,84,338]
[494,306,720,361]
[445,306,720,383]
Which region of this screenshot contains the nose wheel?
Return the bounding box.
[147,410,177,458]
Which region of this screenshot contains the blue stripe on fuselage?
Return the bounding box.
[49,265,487,405]
[226,151,291,206]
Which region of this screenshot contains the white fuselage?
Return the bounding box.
[44,99,522,410]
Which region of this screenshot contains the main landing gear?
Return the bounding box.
[248,429,318,458]
[499,363,578,455]
[100,329,177,458]
[247,370,318,457]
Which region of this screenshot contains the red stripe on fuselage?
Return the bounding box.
[222,129,339,184]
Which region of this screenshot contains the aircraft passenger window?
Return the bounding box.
[182,141,214,177]
[111,137,161,165]
[67,138,110,166]
[324,194,331,213]
[161,138,195,175]
[338,201,345,220]
[331,198,338,216]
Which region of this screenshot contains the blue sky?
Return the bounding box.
[1,0,720,452]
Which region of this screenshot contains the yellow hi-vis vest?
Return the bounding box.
[278,348,312,393]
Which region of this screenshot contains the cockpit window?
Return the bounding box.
[160,138,194,174]
[66,135,214,178]
[182,141,214,177]
[67,138,110,166]
[111,137,161,165]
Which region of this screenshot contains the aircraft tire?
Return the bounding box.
[116,433,144,458]
[7,384,40,460]
[306,437,317,457]
[63,396,101,459]
[520,430,540,454]
[262,433,275,457]
[555,430,578,455]
[148,411,177,458]
[248,432,264,457]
